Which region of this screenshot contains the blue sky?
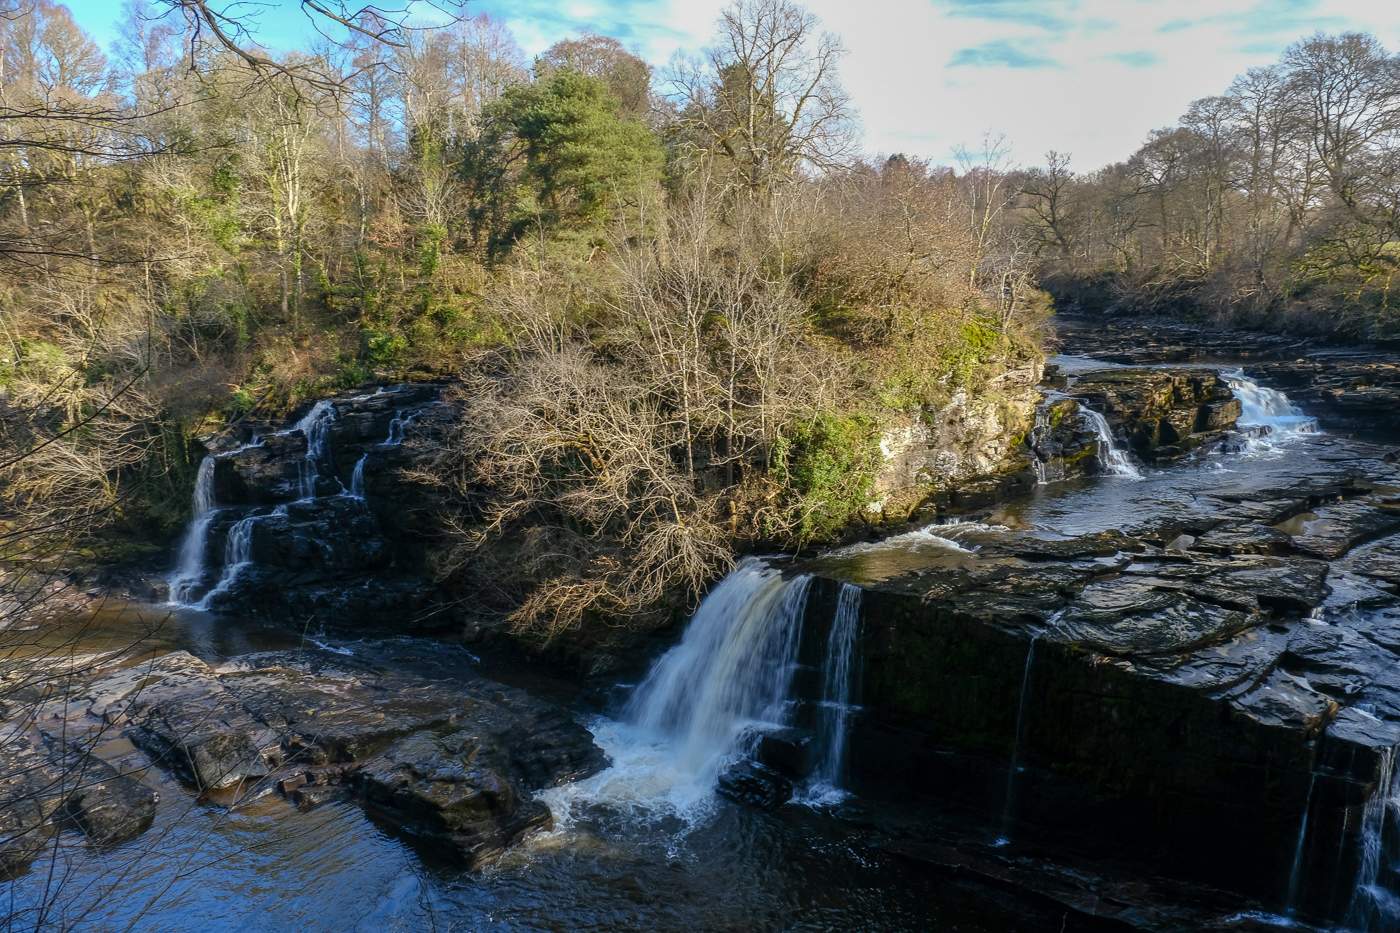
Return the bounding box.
[66,0,1400,170]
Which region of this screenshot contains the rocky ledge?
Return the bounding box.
[0,641,604,878]
[1065,368,1241,460]
[168,384,453,623]
[1057,315,1400,438]
[795,438,1400,926]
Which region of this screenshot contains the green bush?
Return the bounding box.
[774,411,884,542]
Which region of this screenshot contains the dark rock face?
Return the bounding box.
[717,760,794,810]
[1026,397,1102,481]
[1066,368,1241,459]
[0,643,604,877]
[169,384,452,625]
[801,461,1400,924]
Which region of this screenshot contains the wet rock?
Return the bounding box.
[31,645,604,869]
[1027,396,1102,481]
[717,760,794,810]
[355,729,553,866]
[0,735,64,877]
[754,727,817,779]
[1067,368,1241,459]
[1285,496,1400,560]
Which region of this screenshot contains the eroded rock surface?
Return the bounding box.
[0,642,604,876]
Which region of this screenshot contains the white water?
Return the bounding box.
[348,454,368,499]
[1078,405,1143,479]
[1285,773,1318,917]
[1224,371,1317,451]
[804,584,863,803]
[1348,748,1399,928]
[166,457,216,605]
[625,560,811,785]
[289,400,339,498]
[193,511,268,611]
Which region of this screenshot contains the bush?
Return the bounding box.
[774,411,883,542]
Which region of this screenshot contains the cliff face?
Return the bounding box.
[867,360,1043,518]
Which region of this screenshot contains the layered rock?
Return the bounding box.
[1057,315,1400,438]
[168,384,451,623]
[1066,368,1241,460]
[0,642,604,877]
[798,463,1400,923]
[869,361,1043,516]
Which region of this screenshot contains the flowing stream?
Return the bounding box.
[26,361,1400,931]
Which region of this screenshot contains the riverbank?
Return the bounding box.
[8,315,1400,930]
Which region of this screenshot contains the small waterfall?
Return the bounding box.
[625,559,812,783]
[383,410,416,447]
[194,511,265,610]
[1286,773,1318,916]
[1224,371,1317,444]
[1028,404,1052,485]
[807,584,863,799]
[290,400,338,497]
[347,454,368,499]
[166,457,216,605]
[1348,748,1399,928]
[1078,405,1143,479]
[997,634,1039,845]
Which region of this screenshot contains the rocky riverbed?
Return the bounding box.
[9,318,1400,931]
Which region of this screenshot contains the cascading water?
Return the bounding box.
[545,559,870,826]
[1224,371,1317,448]
[347,455,368,499]
[1286,773,1318,917]
[1078,405,1143,479]
[996,634,1039,846]
[193,510,270,610]
[805,584,863,801]
[625,560,812,783]
[1348,747,1399,928]
[166,457,216,605]
[291,400,339,497]
[166,390,422,610]
[1028,404,1052,485]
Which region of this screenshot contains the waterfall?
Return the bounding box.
[1078,405,1143,479]
[1224,371,1317,444]
[806,584,863,799]
[290,400,338,497]
[383,410,416,447]
[1348,748,1399,928]
[1286,773,1318,916]
[347,454,368,499]
[996,634,1039,846]
[1028,404,1052,485]
[542,560,878,830]
[625,559,812,783]
[194,511,266,610]
[166,457,216,606]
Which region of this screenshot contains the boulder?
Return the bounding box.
[717,761,794,810]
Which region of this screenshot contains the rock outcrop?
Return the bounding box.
[168,384,451,623]
[0,642,604,877]
[798,445,1400,924]
[1066,368,1241,459]
[869,362,1043,516]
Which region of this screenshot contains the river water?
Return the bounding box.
[7,354,1391,931]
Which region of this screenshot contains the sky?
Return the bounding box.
[64,0,1400,171]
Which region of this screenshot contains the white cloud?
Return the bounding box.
[480,0,1400,171]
